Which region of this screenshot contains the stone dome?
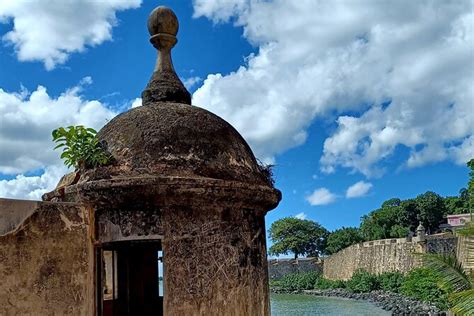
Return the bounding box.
[97,101,269,185]
[88,7,271,186]
[42,5,278,208]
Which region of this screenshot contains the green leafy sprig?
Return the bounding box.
[52,125,112,169]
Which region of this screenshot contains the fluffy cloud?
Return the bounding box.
[0,79,118,199]
[0,0,141,69]
[294,212,307,220]
[182,76,202,90]
[306,188,336,206]
[0,78,117,174]
[346,181,373,198]
[130,97,142,108]
[0,165,68,200]
[192,0,473,175]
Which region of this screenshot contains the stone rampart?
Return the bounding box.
[457,235,474,276]
[268,258,322,280]
[323,234,458,280]
[425,234,458,254]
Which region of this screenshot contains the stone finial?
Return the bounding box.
[416,222,425,233]
[141,6,191,105]
[416,221,426,242]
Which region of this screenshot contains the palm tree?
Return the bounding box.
[422,222,474,315]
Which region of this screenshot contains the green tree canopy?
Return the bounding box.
[326,227,364,254]
[360,200,407,240]
[360,192,448,241]
[268,217,329,259]
[468,159,474,213]
[444,194,467,216]
[444,160,473,216]
[414,191,446,234]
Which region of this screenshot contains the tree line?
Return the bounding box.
[269,159,473,258]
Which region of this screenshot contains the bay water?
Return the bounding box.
[270,293,390,315]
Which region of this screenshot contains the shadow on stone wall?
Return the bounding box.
[268,258,322,280]
[0,198,93,315]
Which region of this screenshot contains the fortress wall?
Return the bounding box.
[323,238,423,280]
[0,199,94,316]
[323,234,459,280]
[323,238,422,280]
[426,235,458,254]
[457,235,474,276]
[268,258,322,280]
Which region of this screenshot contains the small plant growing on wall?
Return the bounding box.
[257,159,275,186]
[52,125,112,169]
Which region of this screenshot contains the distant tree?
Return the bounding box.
[360,199,406,240]
[468,159,474,213]
[326,227,364,254]
[459,187,469,203]
[444,194,467,216]
[444,160,473,216]
[400,199,418,232]
[268,217,329,259]
[414,191,446,234]
[389,224,410,238]
[357,158,474,243]
[382,198,402,208]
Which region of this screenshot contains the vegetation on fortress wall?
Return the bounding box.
[52,125,112,169]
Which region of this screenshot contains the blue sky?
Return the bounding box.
[0,1,472,235]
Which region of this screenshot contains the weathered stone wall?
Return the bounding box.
[268,258,322,280]
[323,238,422,280]
[96,205,163,243]
[163,205,271,316]
[457,235,474,276]
[323,234,458,280]
[0,198,93,316]
[426,235,458,254]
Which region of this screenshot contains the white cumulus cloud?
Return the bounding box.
[192,0,474,175]
[0,79,117,174]
[0,79,118,199]
[130,97,142,108]
[294,212,307,220]
[306,188,336,206]
[0,0,141,69]
[0,165,68,200]
[346,181,373,198]
[182,76,202,90]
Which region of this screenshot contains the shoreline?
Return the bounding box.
[271,288,447,315]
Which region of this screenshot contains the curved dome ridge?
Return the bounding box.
[97,102,268,185]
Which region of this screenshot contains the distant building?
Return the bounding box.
[447,213,472,228]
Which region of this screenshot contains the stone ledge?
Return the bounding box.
[44,175,281,211]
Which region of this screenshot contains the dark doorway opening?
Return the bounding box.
[97,240,163,316]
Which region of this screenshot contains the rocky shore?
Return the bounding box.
[271,288,447,315]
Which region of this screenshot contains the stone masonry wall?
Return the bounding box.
[0,198,94,316]
[268,258,322,280]
[457,235,474,276]
[162,205,272,316]
[324,238,423,280]
[323,234,458,280]
[426,235,458,254]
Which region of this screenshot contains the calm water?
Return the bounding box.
[159,282,388,315]
[270,294,390,316]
